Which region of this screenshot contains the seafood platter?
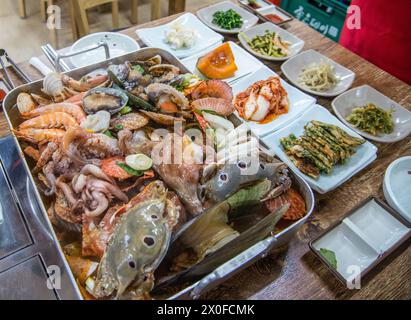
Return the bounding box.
[3,48,314,299]
[2,0,410,300]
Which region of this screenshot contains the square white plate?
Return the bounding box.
[281,49,355,97]
[181,41,263,84]
[231,66,316,137]
[262,104,378,193]
[238,22,304,61]
[311,197,410,283]
[332,85,411,143]
[197,1,259,34]
[136,13,223,59]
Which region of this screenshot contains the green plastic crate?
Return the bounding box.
[281,0,350,41]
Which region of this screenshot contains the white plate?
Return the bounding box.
[238,22,304,61]
[197,1,259,34]
[231,66,316,137]
[262,104,377,193]
[281,49,355,97]
[136,13,223,59]
[332,85,411,143]
[69,32,140,69]
[383,156,411,223]
[181,41,263,85]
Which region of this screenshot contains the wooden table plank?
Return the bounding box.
[1,11,410,300]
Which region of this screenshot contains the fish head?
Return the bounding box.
[200,158,282,203]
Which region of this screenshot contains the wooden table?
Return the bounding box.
[1,11,410,300]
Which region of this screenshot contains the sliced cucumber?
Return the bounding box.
[125,154,153,171]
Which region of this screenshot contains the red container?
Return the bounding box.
[266,0,282,5]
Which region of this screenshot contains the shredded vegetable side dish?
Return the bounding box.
[346,103,394,136]
[240,30,290,58]
[298,62,339,92]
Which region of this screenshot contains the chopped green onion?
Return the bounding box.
[212,9,243,30]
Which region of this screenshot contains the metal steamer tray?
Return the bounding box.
[2,48,315,300]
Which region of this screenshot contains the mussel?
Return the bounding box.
[107,64,129,87]
[83,87,128,115]
[108,64,156,111]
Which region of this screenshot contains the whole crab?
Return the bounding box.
[92,180,185,299]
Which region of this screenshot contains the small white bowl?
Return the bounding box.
[70,32,140,69]
[281,49,355,97]
[238,22,304,61]
[383,156,411,223]
[197,1,259,34]
[332,85,411,143]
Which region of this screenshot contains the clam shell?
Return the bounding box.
[148,64,180,77]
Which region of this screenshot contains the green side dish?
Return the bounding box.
[280,120,365,179]
[212,9,243,30]
[346,103,394,136]
[240,30,290,58]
